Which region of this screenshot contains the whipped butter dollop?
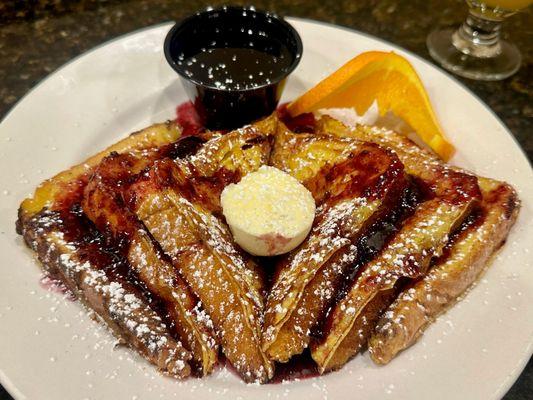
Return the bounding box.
[221,166,316,256]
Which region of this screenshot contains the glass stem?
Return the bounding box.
[452,10,503,58]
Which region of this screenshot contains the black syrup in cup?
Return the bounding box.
[164,6,302,130]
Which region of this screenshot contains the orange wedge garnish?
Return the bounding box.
[287,51,455,160]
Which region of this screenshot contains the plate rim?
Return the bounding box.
[0,18,531,400]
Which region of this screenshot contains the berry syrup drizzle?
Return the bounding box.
[39,275,76,301]
[276,102,316,133]
[176,102,205,136]
[269,350,320,383]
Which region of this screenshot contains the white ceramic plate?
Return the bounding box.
[0,19,531,400]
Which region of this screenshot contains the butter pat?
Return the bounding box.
[221,166,316,256]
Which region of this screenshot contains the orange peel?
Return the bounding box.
[287,51,455,160]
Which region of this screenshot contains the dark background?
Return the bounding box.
[0,0,531,399]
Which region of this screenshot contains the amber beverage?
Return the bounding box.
[467,0,532,19]
[427,0,531,80]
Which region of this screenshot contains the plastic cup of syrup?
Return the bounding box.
[164,6,303,130]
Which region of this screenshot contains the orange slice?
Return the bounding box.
[287,51,455,160]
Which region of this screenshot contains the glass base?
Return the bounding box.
[427,27,521,81]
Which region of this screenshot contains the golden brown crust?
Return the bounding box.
[135,188,273,382]
[310,116,482,373]
[19,121,181,218]
[310,198,473,372]
[22,217,193,378]
[17,122,192,378]
[128,123,276,382]
[21,217,193,378]
[368,178,520,364]
[309,116,519,373]
[82,154,219,376]
[263,127,408,363]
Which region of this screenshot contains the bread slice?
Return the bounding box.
[309,116,518,372]
[82,153,219,375]
[128,122,276,383]
[310,197,475,372]
[17,121,193,377]
[368,177,520,364]
[263,124,408,362]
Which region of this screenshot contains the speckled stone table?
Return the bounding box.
[0,1,531,399]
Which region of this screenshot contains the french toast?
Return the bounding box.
[81,118,277,382]
[16,108,520,383]
[82,152,219,375]
[263,123,408,362]
[309,116,483,372]
[126,120,276,382]
[306,116,518,372]
[16,122,194,378]
[17,117,276,382]
[368,178,520,364]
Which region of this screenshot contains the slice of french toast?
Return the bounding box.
[82,153,219,375]
[310,198,475,372]
[127,120,276,382]
[134,185,274,382]
[368,177,520,364]
[16,121,194,378]
[262,124,408,362]
[309,116,515,373]
[18,121,183,219]
[20,205,193,378]
[80,116,277,380]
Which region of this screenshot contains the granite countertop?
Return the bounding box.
[0,0,531,399]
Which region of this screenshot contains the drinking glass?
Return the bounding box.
[427,0,532,80]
